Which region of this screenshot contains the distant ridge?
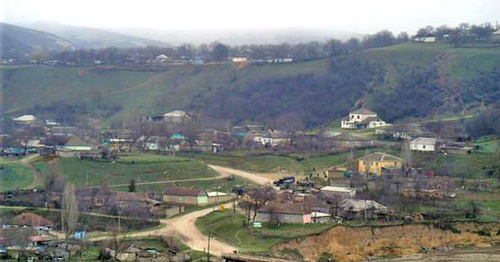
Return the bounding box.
[18,21,172,49]
[0,23,75,58]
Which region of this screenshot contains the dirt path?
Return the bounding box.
[105,73,166,96]
[87,204,238,256]
[207,165,276,186]
[19,155,43,189]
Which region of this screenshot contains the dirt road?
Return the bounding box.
[19,155,43,189]
[207,165,275,186]
[87,203,238,256]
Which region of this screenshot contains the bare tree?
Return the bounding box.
[61,183,79,242]
[401,140,412,168]
[44,162,64,210]
[4,228,33,261]
[245,187,277,222]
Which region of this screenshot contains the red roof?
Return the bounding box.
[12,213,54,226]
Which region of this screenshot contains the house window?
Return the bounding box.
[423,145,426,149]
[357,115,360,119]
[376,162,378,166]
[394,162,397,165]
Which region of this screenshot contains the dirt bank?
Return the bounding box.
[272,222,500,261]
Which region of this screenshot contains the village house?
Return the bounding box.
[414,34,436,42]
[375,124,433,140]
[358,152,403,176]
[254,130,290,147]
[74,189,160,217]
[163,187,209,206]
[341,108,389,129]
[49,126,78,137]
[11,213,54,228]
[108,138,134,152]
[311,212,333,223]
[320,186,356,199]
[410,137,437,152]
[163,110,191,123]
[207,191,235,205]
[338,199,389,219]
[326,133,374,149]
[492,29,500,42]
[232,57,248,63]
[13,115,37,124]
[256,203,312,224]
[56,136,101,158]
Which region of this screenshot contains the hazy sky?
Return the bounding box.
[2,0,499,33]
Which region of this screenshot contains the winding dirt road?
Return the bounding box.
[86,165,281,256]
[87,203,238,256]
[207,165,275,186]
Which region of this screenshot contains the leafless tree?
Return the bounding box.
[401,140,412,167]
[244,187,277,222]
[44,162,64,210]
[4,228,33,261]
[61,183,79,242]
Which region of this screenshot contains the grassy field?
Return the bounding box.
[38,153,216,187]
[195,211,334,254]
[114,175,257,194]
[473,138,499,154]
[0,163,34,191]
[364,43,500,79]
[415,151,499,179]
[181,147,398,174]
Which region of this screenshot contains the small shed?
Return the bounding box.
[320,186,356,199]
[410,137,437,152]
[256,203,311,224]
[163,187,208,206]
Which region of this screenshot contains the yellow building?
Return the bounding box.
[358,152,403,176]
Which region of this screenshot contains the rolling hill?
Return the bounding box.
[0,23,75,59]
[1,43,499,126]
[18,22,171,49]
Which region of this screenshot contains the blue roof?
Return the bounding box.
[171,134,185,139]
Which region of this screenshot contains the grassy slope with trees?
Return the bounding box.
[1,43,498,127]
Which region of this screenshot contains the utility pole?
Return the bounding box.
[206,230,211,261]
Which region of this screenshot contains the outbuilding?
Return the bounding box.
[256,203,311,224]
[163,187,208,206]
[410,137,437,152]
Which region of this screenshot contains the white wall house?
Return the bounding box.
[232,57,248,63]
[410,137,437,152]
[320,186,356,198]
[414,36,436,42]
[341,108,390,129]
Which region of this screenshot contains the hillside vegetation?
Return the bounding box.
[1,43,499,126]
[0,23,75,58]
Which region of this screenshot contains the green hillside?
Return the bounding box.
[1,43,499,126]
